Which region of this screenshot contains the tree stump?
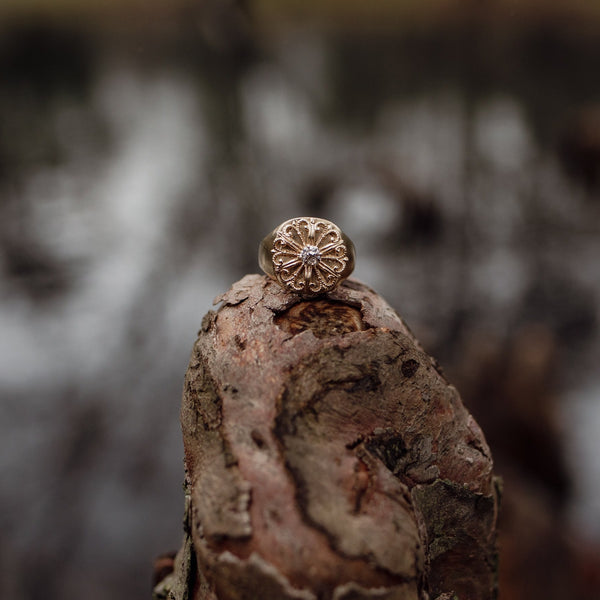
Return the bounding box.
[156,275,499,600]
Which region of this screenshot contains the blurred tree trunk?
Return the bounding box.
[155,275,500,600]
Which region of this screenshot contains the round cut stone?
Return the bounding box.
[300,245,321,266]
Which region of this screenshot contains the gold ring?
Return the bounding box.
[258,217,355,297]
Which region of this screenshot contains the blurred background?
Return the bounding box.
[1,1,599,598]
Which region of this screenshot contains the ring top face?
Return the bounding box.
[270,217,352,296]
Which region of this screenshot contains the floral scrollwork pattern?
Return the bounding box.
[271,217,349,295]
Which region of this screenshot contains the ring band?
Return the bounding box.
[259,217,355,297]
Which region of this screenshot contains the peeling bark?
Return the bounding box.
[156,275,499,600]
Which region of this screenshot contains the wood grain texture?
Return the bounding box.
[164,274,498,600]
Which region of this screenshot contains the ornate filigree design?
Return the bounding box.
[272,218,349,295]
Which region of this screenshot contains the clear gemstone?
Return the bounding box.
[300,245,321,266]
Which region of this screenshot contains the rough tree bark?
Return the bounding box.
[154,275,499,600]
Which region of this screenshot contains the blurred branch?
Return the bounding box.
[2,0,600,31]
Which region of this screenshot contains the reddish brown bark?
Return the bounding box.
[157,275,499,600]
